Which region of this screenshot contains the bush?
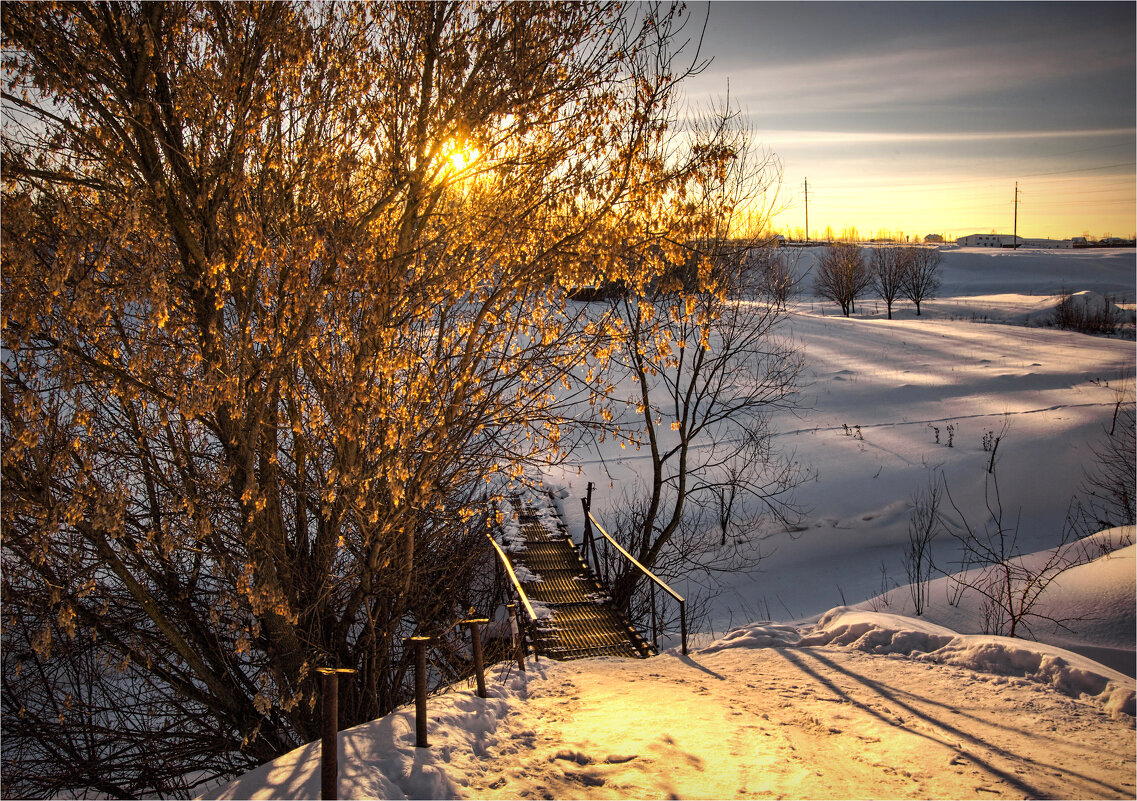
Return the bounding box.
[1052,291,1125,335]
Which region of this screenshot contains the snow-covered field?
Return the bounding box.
[210,247,1135,800]
[554,247,1135,651]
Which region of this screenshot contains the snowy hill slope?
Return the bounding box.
[211,601,1134,800]
[848,526,1136,675]
[549,247,1134,638]
[208,247,1135,801]
[211,531,1135,800]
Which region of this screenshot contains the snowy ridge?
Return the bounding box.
[211,668,529,800]
[212,608,1136,800]
[703,608,1135,718]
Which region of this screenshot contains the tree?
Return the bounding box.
[2,2,739,795]
[588,108,808,618]
[941,464,1083,639]
[1074,377,1135,534]
[870,244,912,320]
[604,263,809,618]
[902,246,942,316]
[904,474,944,616]
[749,245,803,310]
[813,243,870,316]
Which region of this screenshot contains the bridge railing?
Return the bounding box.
[486,533,539,665]
[585,511,687,656]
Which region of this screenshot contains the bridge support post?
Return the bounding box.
[318,667,355,800]
[582,482,599,574]
[406,636,431,747]
[650,581,658,648]
[680,600,688,656]
[459,617,489,699]
[507,603,525,672]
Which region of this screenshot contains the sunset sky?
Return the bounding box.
[688,1,1136,240]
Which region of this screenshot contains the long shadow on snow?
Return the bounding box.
[776,647,1129,799]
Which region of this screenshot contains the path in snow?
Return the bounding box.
[212,645,1135,801]
[453,649,1133,801]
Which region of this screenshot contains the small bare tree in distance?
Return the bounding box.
[903,246,943,316]
[814,243,871,317]
[904,474,944,616]
[751,245,805,310]
[1075,376,1135,535]
[870,245,913,320]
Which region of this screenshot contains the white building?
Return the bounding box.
[956,233,1072,249]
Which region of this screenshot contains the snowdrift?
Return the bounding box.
[833,526,1136,675]
[209,675,526,800]
[704,527,1135,718]
[1017,289,1137,330]
[703,608,1135,718]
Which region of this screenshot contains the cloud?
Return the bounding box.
[713,40,1131,113]
[757,128,1136,147]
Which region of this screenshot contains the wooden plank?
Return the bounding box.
[503,494,654,661]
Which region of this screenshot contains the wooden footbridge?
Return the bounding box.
[488,492,686,661]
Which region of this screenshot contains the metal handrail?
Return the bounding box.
[586,511,687,655]
[486,533,538,622]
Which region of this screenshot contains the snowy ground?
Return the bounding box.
[213,598,1135,800]
[210,247,1136,800]
[552,247,1135,651]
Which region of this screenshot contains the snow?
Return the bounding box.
[211,605,1135,800]
[209,247,1135,800]
[846,526,1137,676]
[553,247,1135,642]
[1016,289,1137,328]
[801,608,1134,717]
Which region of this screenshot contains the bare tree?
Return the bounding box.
[1074,380,1135,534]
[904,474,944,616]
[870,245,913,320]
[902,246,942,316]
[593,108,809,614]
[750,245,805,310]
[813,243,871,316]
[941,465,1084,638]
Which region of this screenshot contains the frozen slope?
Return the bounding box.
[209,248,1136,801]
[212,609,1135,800]
[550,248,1134,636]
[211,529,1135,800]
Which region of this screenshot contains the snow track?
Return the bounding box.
[213,643,1135,800]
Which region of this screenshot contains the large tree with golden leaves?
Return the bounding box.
[2,2,765,795]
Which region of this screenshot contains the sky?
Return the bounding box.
[683,1,1136,240]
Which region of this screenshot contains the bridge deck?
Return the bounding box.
[503,495,653,660]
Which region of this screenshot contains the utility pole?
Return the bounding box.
[803,177,810,242]
[1012,181,1021,249]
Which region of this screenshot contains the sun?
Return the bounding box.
[444,139,480,171]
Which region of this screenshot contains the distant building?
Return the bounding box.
[1071,236,1135,248]
[956,233,1072,249]
[956,233,1016,247]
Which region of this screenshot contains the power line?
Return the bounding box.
[1013,181,1021,249]
[802,177,810,239]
